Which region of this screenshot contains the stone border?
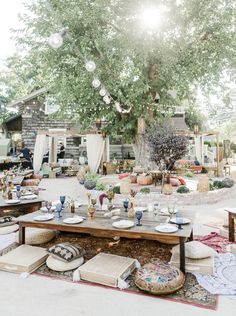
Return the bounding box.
[114,185,236,206]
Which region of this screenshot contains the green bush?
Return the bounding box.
[140,187,151,194]
[113,185,121,194]
[177,185,190,194]
[184,171,194,178]
[95,182,106,191]
[84,172,99,182]
[213,180,225,189]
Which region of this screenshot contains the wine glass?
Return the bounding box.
[91,197,97,208]
[45,201,52,213]
[167,204,176,222]
[123,200,129,212]
[16,185,21,192]
[175,213,183,229]
[56,203,62,218]
[60,196,66,209]
[16,190,21,200]
[136,210,143,226]
[154,202,161,218]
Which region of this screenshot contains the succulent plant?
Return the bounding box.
[176,185,190,194]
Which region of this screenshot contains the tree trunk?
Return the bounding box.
[133,134,154,168]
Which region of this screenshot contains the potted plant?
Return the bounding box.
[84,172,99,190]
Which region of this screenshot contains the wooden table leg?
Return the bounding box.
[19,223,25,244]
[189,229,193,241]
[228,212,235,242]
[179,237,185,273]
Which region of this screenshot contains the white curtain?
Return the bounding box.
[49,136,58,163]
[86,134,105,173]
[33,134,47,173]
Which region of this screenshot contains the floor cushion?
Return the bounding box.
[48,243,85,262]
[21,179,39,186]
[135,261,185,295]
[46,255,84,272]
[0,224,19,235]
[178,177,186,185]
[118,173,129,180]
[16,228,56,245]
[0,216,16,227]
[170,178,181,187]
[171,241,216,259]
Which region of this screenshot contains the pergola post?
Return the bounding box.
[216,133,220,177]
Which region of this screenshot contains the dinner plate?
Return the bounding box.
[40,206,56,212]
[112,220,134,229]
[5,199,20,204]
[155,224,178,233]
[63,217,84,224]
[34,214,55,221]
[21,194,37,200]
[170,217,191,225]
[159,208,178,216]
[134,207,147,213]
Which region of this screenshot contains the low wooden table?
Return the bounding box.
[17,208,194,273]
[226,208,236,242]
[0,196,43,217]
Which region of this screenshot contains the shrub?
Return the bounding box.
[140,187,151,194]
[184,171,194,178]
[113,185,121,194]
[177,185,190,194]
[213,180,225,189]
[95,182,106,191]
[84,172,99,182]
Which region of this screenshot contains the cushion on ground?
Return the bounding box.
[16,228,56,245]
[170,252,214,275]
[0,224,19,235]
[46,255,84,272]
[0,216,16,227]
[178,177,186,185]
[171,241,216,259]
[48,243,85,262]
[170,178,181,187]
[135,261,185,295]
[118,173,129,180]
[0,245,48,273]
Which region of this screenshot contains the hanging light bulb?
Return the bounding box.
[48,33,64,49]
[99,87,107,97]
[85,60,96,72]
[103,95,111,104]
[115,102,122,113]
[92,78,101,88]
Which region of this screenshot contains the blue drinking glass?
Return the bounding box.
[60,196,66,209]
[16,185,21,192]
[56,203,62,218]
[136,210,143,226]
[123,200,129,212]
[175,213,183,229]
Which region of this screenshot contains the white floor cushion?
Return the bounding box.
[46,255,84,272]
[171,241,216,259]
[16,228,56,245]
[0,224,19,235]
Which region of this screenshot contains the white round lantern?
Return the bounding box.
[99,88,107,97]
[85,60,96,72]
[92,78,101,88]
[48,33,64,49]
[103,95,111,104]
[115,102,122,113]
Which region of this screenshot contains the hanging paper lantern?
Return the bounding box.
[85,60,96,72]
[115,102,122,113]
[48,33,64,49]
[99,87,107,97]
[92,78,101,88]
[103,95,111,104]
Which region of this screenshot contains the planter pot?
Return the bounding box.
[84,180,96,190]
[162,183,173,195]
[137,175,153,186]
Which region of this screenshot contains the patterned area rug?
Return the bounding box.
[195,232,234,253]
[0,233,217,310]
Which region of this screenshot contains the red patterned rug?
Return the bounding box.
[195,232,234,253]
[0,233,218,310]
